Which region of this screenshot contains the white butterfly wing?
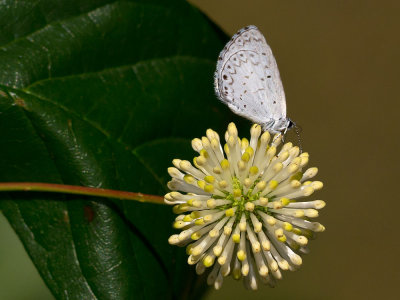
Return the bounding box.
[215,25,287,126]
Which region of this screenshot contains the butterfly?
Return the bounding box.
[214,25,294,134]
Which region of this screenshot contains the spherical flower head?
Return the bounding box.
[165,122,325,290]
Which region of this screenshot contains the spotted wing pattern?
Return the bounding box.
[215,25,287,128]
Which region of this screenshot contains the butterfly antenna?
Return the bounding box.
[293,123,303,153]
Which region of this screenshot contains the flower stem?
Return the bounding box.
[0,182,165,205]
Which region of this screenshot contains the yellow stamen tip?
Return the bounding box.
[204,175,215,183]
[269,180,278,190]
[290,172,303,181]
[261,131,270,143]
[300,156,309,166]
[213,246,223,256]
[241,138,249,151]
[200,149,208,158]
[290,241,301,251]
[232,234,240,243]
[220,159,230,169]
[298,236,308,246]
[245,202,255,212]
[237,250,246,261]
[206,199,216,209]
[191,138,202,152]
[292,228,302,235]
[259,265,268,276]
[254,223,262,232]
[249,166,259,175]
[172,159,181,168]
[292,157,301,165]
[223,143,229,155]
[203,215,213,222]
[283,222,293,231]
[225,208,235,217]
[256,181,266,191]
[241,152,250,162]
[252,242,261,253]
[291,180,301,188]
[204,184,214,193]
[228,122,238,136]
[239,222,247,232]
[312,181,324,190]
[232,268,242,280]
[196,156,206,166]
[175,204,189,213]
[251,123,261,135]
[173,221,186,229]
[273,162,283,173]
[238,160,246,171]
[304,187,314,196]
[228,135,236,146]
[192,200,202,208]
[305,209,319,218]
[244,178,252,188]
[218,256,227,266]
[218,180,228,189]
[245,146,254,157]
[315,200,326,209]
[300,152,309,157]
[172,205,180,214]
[183,215,192,222]
[288,163,299,173]
[191,247,202,256]
[209,229,219,237]
[190,211,200,218]
[193,157,199,168]
[197,180,205,189]
[191,232,201,240]
[224,226,232,235]
[260,197,268,205]
[194,218,204,225]
[213,166,222,174]
[203,255,214,267]
[233,188,242,197]
[262,241,270,251]
[278,235,287,242]
[266,216,276,226]
[280,197,290,206]
[183,174,196,184]
[279,151,289,161]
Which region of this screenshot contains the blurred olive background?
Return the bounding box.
[1,0,399,299]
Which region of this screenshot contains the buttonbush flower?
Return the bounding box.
[165,123,325,290]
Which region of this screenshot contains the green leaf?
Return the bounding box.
[0,0,246,299]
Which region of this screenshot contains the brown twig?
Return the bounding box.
[0,182,165,205]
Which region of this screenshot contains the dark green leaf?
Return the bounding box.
[0,0,246,299]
